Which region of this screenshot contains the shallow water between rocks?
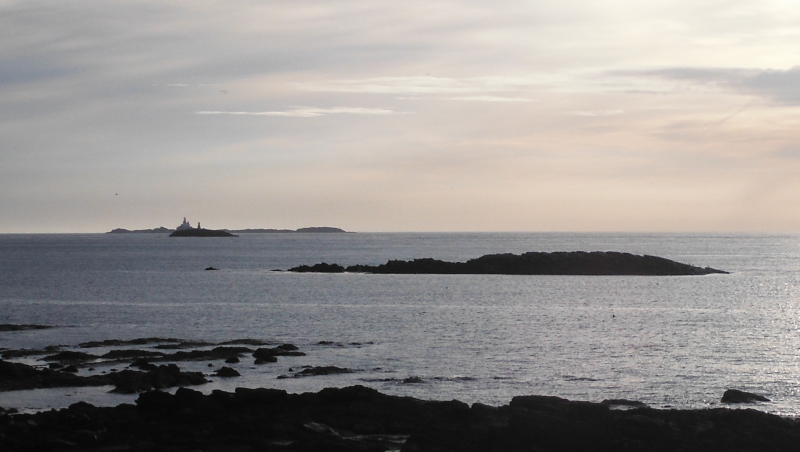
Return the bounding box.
[1,232,799,415]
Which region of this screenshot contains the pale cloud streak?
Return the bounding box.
[444,96,534,102]
[196,107,398,117]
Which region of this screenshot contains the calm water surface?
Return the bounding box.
[1,232,800,415]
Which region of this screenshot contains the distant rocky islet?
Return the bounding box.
[288,251,728,276]
[107,218,348,235]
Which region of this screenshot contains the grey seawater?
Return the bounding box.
[1,232,800,415]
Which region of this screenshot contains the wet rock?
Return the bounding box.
[294,366,353,377]
[0,324,53,332]
[61,365,79,373]
[254,356,277,364]
[160,346,252,361]
[42,351,99,363]
[1,348,52,359]
[215,367,241,377]
[225,356,240,364]
[252,344,305,360]
[108,364,207,393]
[721,389,771,403]
[205,266,218,270]
[100,349,165,360]
[129,358,157,371]
[402,376,425,384]
[0,359,109,391]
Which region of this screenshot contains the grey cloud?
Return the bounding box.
[196,107,398,117]
[623,67,800,104]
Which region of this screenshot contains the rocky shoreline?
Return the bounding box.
[1,330,792,451]
[1,385,799,451]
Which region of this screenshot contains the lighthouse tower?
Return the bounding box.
[175,217,193,231]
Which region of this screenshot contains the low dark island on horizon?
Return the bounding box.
[289,251,728,276]
[108,217,349,235]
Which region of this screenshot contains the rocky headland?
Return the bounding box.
[288,251,728,276]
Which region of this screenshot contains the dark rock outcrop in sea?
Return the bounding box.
[288,251,728,276]
[1,385,798,451]
[169,228,237,237]
[0,324,53,332]
[721,389,771,403]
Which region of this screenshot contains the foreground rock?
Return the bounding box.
[0,360,206,393]
[1,386,798,451]
[289,251,728,276]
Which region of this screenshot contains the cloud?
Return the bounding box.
[295,76,544,95]
[443,96,534,102]
[564,110,623,116]
[620,67,800,104]
[196,107,398,117]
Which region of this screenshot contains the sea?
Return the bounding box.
[1,232,800,416]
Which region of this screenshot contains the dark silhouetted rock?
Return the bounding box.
[288,262,346,273]
[160,346,252,361]
[129,359,157,371]
[108,364,207,393]
[169,228,237,237]
[721,389,771,403]
[205,266,218,270]
[0,324,53,332]
[252,345,305,360]
[108,227,173,233]
[402,376,425,384]
[215,367,240,377]
[292,251,729,276]
[3,386,800,451]
[295,227,348,233]
[61,365,79,373]
[293,366,353,377]
[225,356,239,364]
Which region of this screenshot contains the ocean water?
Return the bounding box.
[1,232,800,415]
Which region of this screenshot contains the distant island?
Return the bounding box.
[107,218,348,234]
[288,251,728,276]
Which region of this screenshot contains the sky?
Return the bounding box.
[2,0,800,233]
